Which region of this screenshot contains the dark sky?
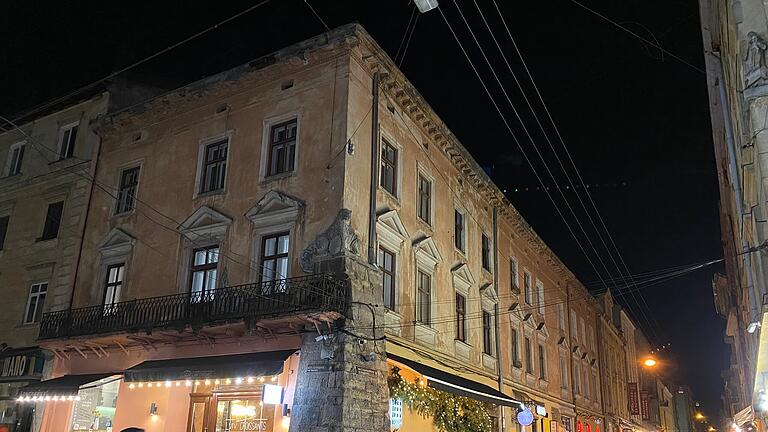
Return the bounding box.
[0,0,727,419]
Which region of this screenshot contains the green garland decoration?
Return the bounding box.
[388,367,492,432]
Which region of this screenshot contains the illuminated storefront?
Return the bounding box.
[0,348,47,432]
[22,350,299,432]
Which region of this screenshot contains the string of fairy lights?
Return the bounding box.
[126,374,278,390]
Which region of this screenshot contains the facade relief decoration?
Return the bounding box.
[745,31,768,88]
[300,208,360,272]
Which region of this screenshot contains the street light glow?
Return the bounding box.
[643,358,657,367]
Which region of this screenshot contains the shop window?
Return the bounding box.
[190,245,219,301]
[215,397,275,432]
[260,232,289,291]
[267,119,297,177]
[70,378,120,431]
[23,282,47,324]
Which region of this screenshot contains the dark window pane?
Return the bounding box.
[0,216,8,250]
[379,247,396,310]
[200,140,228,193]
[40,201,63,240]
[267,120,298,176]
[116,167,140,214]
[380,141,397,195]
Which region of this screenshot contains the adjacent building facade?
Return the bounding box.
[0,23,686,432]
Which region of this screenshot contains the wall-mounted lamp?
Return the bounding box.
[149,402,158,416]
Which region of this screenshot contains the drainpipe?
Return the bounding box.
[493,206,504,431]
[367,71,380,266]
[712,53,758,320]
[567,283,577,421]
[596,314,608,428]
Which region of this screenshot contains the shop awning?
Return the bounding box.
[388,353,522,408]
[124,350,297,382]
[18,373,119,398]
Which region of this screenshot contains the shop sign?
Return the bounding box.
[518,408,534,426]
[536,405,548,417]
[390,399,403,428]
[562,416,573,432]
[1,353,43,379]
[552,420,559,432]
[640,390,650,420]
[578,420,583,432]
[628,383,640,415]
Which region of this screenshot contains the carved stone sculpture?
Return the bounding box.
[745,31,768,88]
[300,209,360,273]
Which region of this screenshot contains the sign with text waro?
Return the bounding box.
[628,383,639,415]
[0,349,45,381]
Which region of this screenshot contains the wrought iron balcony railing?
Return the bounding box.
[39,274,347,340]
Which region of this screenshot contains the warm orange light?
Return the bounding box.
[643,358,657,367]
[695,412,706,421]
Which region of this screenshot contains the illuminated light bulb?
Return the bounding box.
[204,379,211,386]
[67,396,74,401]
[44,396,50,401]
[235,377,243,385]
[165,381,172,388]
[52,396,59,401]
[147,383,153,388]
[185,380,192,387]
[225,379,231,385]
[259,377,265,383]
[214,379,220,385]
[247,377,255,384]
[271,376,277,382]
[194,380,200,386]
[30,396,37,402]
[175,381,181,387]
[75,396,81,401]
[16,397,22,403]
[129,384,135,390]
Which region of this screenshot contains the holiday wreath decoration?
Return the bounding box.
[387,367,492,432]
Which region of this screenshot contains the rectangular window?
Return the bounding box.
[378,247,396,310]
[574,362,581,394]
[5,142,24,176]
[454,210,465,251]
[570,309,578,336]
[417,174,432,224]
[24,282,47,324]
[0,215,8,250]
[40,201,63,241]
[260,233,290,288]
[510,259,518,291]
[580,318,586,344]
[538,344,546,380]
[482,310,493,355]
[481,234,491,271]
[560,356,568,388]
[524,272,532,305]
[511,328,520,367]
[456,293,466,342]
[267,119,297,176]
[380,139,398,195]
[190,245,219,301]
[115,166,140,214]
[416,270,431,325]
[584,366,590,398]
[558,304,566,330]
[536,280,545,315]
[200,139,228,193]
[58,122,78,160]
[525,336,533,373]
[103,263,124,312]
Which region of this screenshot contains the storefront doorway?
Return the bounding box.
[188,386,280,432]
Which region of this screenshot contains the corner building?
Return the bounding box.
[31,24,613,432]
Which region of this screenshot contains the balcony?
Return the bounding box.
[39,274,347,340]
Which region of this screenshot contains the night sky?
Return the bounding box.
[0,0,726,419]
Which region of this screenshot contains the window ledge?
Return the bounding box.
[482,353,497,372]
[454,339,471,361]
[415,322,437,346]
[538,378,549,390]
[383,309,403,337]
[35,237,59,246]
[112,209,136,219]
[16,322,40,329]
[416,217,433,234]
[261,171,296,184]
[194,189,226,199]
[378,187,400,203]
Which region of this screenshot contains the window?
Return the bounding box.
[379,247,396,310]
[584,366,590,398]
[538,344,547,380]
[40,201,63,241]
[510,259,518,291]
[560,356,568,388]
[260,233,290,286]
[190,245,219,301]
[524,272,532,305]
[525,336,533,373]
[417,174,431,224]
[580,317,586,344]
[5,142,24,176]
[536,280,545,315]
[558,304,566,330]
[511,328,520,366]
[481,234,491,271]
[416,270,431,325]
[380,139,398,195]
[200,139,228,193]
[482,310,493,355]
[23,282,47,324]
[570,309,578,337]
[103,263,124,312]
[0,215,8,250]
[57,122,78,160]
[454,210,465,251]
[574,362,581,394]
[115,167,140,214]
[456,293,466,342]
[267,119,297,176]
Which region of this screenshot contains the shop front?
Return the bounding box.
[0,348,48,432]
[20,347,300,432]
[576,412,604,432]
